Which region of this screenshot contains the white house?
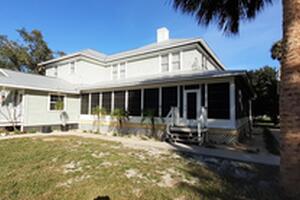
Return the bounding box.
[0,28,253,144]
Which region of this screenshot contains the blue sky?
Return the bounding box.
[0,0,282,70]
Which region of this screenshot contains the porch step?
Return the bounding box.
[169,126,197,133]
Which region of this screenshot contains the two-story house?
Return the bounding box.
[0,28,253,144]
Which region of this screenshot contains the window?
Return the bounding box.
[207,83,230,119]
[49,95,64,111]
[172,53,180,71]
[192,58,200,70]
[112,64,118,80]
[128,90,141,116]
[70,62,75,74]
[144,88,159,117]
[161,54,169,72]
[91,93,99,112]
[81,94,89,114]
[162,87,178,117]
[201,84,206,107]
[102,92,112,114]
[114,91,125,110]
[119,63,126,79]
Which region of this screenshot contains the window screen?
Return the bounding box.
[162,86,177,117]
[207,83,230,119]
[81,94,89,114]
[102,92,112,114]
[114,91,125,110]
[91,93,99,111]
[128,90,141,116]
[144,88,159,117]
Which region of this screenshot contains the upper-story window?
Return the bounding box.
[172,52,180,71]
[112,64,118,80]
[161,54,169,72]
[119,63,126,79]
[70,62,75,74]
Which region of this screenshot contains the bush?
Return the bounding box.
[263,128,280,155]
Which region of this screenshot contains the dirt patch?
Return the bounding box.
[124,169,144,179]
[63,161,82,174]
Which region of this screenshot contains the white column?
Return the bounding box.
[125,90,128,111]
[230,80,236,128]
[159,87,162,117]
[99,92,102,108]
[204,84,208,108]
[177,85,180,108]
[111,91,114,112]
[88,93,91,115]
[141,89,144,117]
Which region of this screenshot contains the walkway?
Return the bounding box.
[0,132,280,166]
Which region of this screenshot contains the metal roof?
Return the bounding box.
[80,70,247,92]
[38,38,225,70]
[0,69,79,94]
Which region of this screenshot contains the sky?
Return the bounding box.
[0,0,282,70]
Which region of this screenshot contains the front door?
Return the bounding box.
[184,90,199,121]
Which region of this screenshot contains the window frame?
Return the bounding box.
[48,93,66,112]
[172,52,181,71]
[119,62,126,79]
[160,54,169,72]
[80,93,90,115]
[70,61,75,74]
[112,64,119,80]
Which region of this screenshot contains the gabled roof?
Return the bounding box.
[80,70,247,92]
[38,38,225,70]
[0,69,79,94]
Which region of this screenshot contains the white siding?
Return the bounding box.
[126,56,160,79]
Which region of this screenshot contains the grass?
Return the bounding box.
[0,136,279,200]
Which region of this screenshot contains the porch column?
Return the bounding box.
[141,89,144,117]
[88,93,91,115]
[111,91,114,112]
[99,92,102,108]
[125,90,128,111]
[229,80,236,128]
[159,87,162,117]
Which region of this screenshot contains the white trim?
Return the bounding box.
[111,91,114,112]
[99,92,102,108]
[47,93,67,112]
[159,87,162,117]
[125,90,128,111]
[230,79,236,128]
[88,93,91,114]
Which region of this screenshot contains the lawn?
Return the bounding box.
[0,136,280,200]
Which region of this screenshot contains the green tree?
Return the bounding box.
[0,28,65,74]
[271,40,283,62]
[172,1,300,197]
[248,66,279,124]
[92,106,107,133]
[112,108,129,132]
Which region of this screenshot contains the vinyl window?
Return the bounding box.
[119,63,126,79]
[172,53,180,71]
[112,64,118,80]
[161,54,169,72]
[49,95,64,111]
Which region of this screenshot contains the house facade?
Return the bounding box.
[0,28,253,144]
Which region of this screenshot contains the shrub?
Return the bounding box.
[263,128,280,155]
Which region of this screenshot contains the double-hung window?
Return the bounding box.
[172,52,180,71]
[70,62,75,74]
[202,55,208,70]
[112,64,118,80]
[119,63,126,79]
[161,54,169,72]
[49,95,64,111]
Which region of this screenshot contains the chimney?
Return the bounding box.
[157,27,169,43]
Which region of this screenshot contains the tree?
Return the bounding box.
[112,108,129,133]
[271,40,283,62]
[172,0,300,198]
[0,28,65,75]
[92,106,106,133]
[248,66,279,124]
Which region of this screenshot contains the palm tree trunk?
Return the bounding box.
[281,0,300,198]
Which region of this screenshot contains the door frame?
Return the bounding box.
[183,89,200,123]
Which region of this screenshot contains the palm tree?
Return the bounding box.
[172,0,300,198]
[111,108,129,133]
[92,106,106,133]
[141,109,161,138]
[271,40,283,62]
